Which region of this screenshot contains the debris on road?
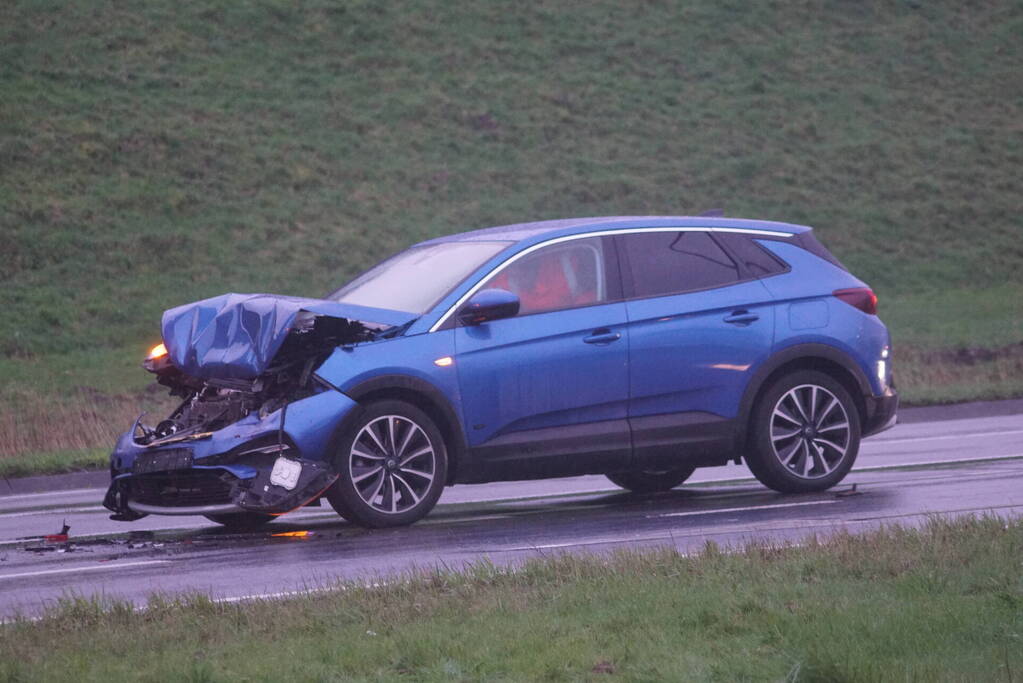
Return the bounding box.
[835,483,861,497]
[43,520,71,543]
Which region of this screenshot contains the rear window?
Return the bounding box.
[798,231,848,271]
[713,232,789,277]
[619,231,741,298]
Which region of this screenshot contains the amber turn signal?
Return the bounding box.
[147,342,168,360]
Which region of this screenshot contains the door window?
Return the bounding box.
[479,237,610,316]
[619,231,740,298]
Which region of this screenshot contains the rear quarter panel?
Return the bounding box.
[756,241,891,396]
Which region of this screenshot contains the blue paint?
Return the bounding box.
[161,292,414,380]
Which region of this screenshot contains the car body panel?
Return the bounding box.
[453,301,632,473]
[316,329,461,409]
[623,279,777,468]
[755,240,890,395]
[104,387,358,518]
[624,279,777,420]
[162,292,415,380]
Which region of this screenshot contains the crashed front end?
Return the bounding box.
[103,293,411,521]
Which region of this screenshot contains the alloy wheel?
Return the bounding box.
[348,415,437,514]
[769,384,852,480]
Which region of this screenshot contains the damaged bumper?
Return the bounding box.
[103,388,357,521]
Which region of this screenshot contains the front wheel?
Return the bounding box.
[325,400,448,528]
[745,370,861,493]
[605,466,696,493]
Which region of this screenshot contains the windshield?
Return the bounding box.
[328,241,511,314]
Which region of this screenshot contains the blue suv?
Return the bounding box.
[104,216,898,528]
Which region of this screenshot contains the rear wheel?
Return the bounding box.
[325,400,448,528]
[746,370,861,493]
[605,466,696,493]
[203,512,275,529]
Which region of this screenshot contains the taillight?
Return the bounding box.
[833,287,878,314]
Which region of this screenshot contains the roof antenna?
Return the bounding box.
[699,208,724,217]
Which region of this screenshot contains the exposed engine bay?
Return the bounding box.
[138,312,374,445]
[103,293,415,522]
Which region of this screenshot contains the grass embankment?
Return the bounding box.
[2,517,1021,681]
[2,1,1022,473]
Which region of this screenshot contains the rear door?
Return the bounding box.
[616,230,776,468]
[452,236,631,478]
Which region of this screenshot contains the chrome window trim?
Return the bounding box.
[428,226,793,332]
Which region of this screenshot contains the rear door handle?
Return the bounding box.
[723,310,759,325]
[583,329,621,345]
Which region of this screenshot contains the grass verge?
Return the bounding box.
[0,447,107,479]
[2,516,1021,681]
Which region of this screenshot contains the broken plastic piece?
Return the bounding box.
[44,520,71,543]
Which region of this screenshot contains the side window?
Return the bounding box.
[478,237,608,316]
[714,232,789,277]
[620,231,740,298]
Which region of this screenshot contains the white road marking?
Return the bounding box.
[0,560,171,581]
[420,514,512,525]
[652,499,839,519]
[0,506,104,519]
[0,488,105,502]
[501,532,680,551]
[454,455,1023,505]
[857,453,1023,471]
[871,428,1023,445]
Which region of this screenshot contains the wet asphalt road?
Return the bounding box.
[1,411,1021,618]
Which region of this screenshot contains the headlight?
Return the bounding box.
[143,342,170,373]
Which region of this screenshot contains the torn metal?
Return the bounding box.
[104,293,411,521]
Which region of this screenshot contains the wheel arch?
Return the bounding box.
[736,344,871,453]
[343,375,467,484]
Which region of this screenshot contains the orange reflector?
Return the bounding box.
[271,530,312,538]
[433,356,454,367]
[148,342,168,359]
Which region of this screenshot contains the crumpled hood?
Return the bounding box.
[161,293,415,380]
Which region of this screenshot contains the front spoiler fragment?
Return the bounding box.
[233,457,337,514]
[103,458,339,521]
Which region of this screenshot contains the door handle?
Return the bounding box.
[723,310,759,325]
[583,329,621,345]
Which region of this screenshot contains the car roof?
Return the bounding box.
[416,215,811,247]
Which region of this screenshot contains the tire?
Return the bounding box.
[745,370,861,493]
[325,400,448,528]
[605,466,696,493]
[204,512,275,529]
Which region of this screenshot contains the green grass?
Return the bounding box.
[2,516,1021,681]
[0,447,107,479]
[2,0,1022,469]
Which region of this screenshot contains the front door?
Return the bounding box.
[453,236,631,479]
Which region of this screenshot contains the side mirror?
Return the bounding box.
[457,288,520,326]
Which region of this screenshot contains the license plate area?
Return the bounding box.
[133,448,194,474]
[269,456,302,491]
